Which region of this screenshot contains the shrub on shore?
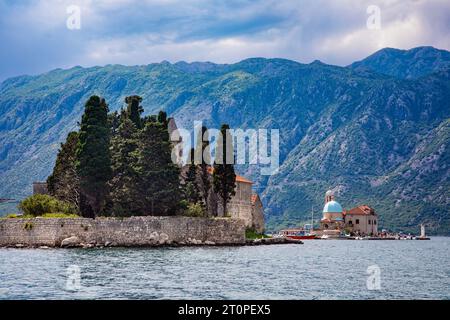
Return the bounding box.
[184,203,206,217]
[18,194,78,217]
[245,228,270,240]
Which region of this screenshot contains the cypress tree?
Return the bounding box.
[133,121,181,215]
[213,124,236,216]
[108,110,121,137]
[76,96,112,217]
[184,148,202,205]
[197,126,211,214]
[157,110,168,127]
[47,131,80,209]
[125,95,143,129]
[109,117,139,216]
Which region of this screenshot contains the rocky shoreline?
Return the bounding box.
[0,216,307,249]
[4,235,303,249]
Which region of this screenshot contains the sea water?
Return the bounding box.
[0,237,449,299]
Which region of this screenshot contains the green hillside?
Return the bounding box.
[0,47,449,234]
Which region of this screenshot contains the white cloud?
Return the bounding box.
[1,0,449,80]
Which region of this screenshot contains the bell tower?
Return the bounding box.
[325,190,334,203]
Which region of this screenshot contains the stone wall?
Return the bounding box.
[251,196,265,234]
[228,182,253,227]
[0,216,246,247]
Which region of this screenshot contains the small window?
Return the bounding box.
[356,219,360,225]
[374,220,377,225]
[369,220,371,225]
[348,220,353,225]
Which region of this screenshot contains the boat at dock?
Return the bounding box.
[278,207,318,240]
[279,229,317,240]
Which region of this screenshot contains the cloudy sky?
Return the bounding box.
[1,0,449,81]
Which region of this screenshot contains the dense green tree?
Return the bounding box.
[76,96,112,217]
[108,118,140,216]
[213,124,236,216]
[125,95,144,129]
[142,114,157,125]
[184,148,202,206]
[133,121,181,215]
[108,110,121,136]
[157,110,168,127]
[47,131,80,209]
[196,126,211,214]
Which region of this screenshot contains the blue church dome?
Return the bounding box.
[323,200,343,213]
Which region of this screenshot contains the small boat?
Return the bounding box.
[289,234,317,240]
[278,208,318,240]
[279,228,317,240]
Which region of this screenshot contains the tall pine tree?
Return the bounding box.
[133,119,181,215]
[213,124,236,216]
[184,148,202,205]
[76,96,112,217]
[157,110,168,127]
[125,95,143,129]
[197,126,211,214]
[47,131,80,209]
[108,110,121,137]
[109,117,140,216]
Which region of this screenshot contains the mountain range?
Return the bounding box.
[0,46,449,234]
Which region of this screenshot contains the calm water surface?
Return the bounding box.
[1,237,449,299]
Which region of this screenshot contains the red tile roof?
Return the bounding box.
[236,175,253,184]
[207,166,253,184]
[344,205,376,216]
